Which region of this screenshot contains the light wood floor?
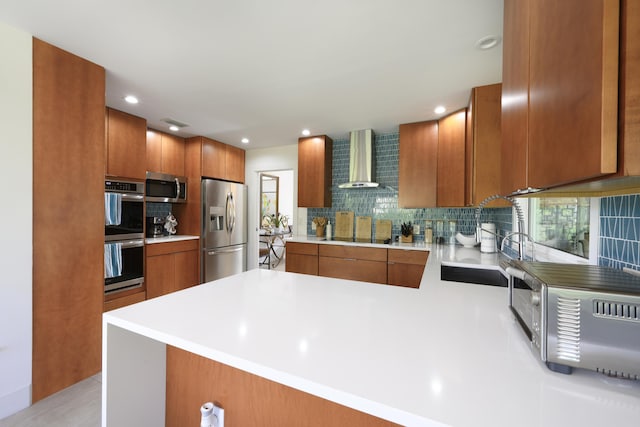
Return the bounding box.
[0,373,101,427]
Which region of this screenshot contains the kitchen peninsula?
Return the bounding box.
[102,247,640,426]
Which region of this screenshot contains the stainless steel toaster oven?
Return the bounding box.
[505,261,640,379]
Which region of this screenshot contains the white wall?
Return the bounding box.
[0,22,33,418]
[245,144,299,269]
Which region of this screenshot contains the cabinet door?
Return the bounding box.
[202,137,226,179]
[162,133,186,177]
[146,253,176,299]
[33,38,105,402]
[398,121,438,208]
[298,135,332,207]
[437,109,466,207]
[175,250,199,290]
[285,242,318,275]
[226,145,246,183]
[106,107,147,179]
[146,129,163,173]
[527,0,619,188]
[387,249,428,288]
[468,84,509,207]
[501,0,530,195]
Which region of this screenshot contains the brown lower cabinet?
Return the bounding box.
[285,242,319,275]
[146,239,200,299]
[387,249,430,288]
[166,345,399,427]
[286,242,428,288]
[318,245,388,284]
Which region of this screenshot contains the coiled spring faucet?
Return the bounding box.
[475,194,528,260]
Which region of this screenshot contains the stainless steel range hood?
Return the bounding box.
[338,129,379,188]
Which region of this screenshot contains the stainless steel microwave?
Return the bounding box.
[145,172,187,203]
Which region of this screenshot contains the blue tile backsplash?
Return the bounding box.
[599,194,640,270]
[307,130,511,242]
[306,130,640,270]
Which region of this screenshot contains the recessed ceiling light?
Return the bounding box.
[434,106,446,114]
[241,138,249,144]
[169,125,179,132]
[302,129,311,136]
[476,35,502,50]
[124,95,139,104]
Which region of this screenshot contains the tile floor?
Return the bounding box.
[1,255,286,426]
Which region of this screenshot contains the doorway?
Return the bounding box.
[258,170,294,269]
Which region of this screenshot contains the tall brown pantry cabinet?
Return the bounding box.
[32,39,105,402]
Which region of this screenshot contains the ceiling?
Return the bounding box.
[1,0,503,149]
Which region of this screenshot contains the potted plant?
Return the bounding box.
[400,221,413,243]
[263,213,288,232]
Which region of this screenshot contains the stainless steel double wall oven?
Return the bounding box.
[104,179,145,294]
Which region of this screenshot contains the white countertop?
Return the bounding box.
[145,234,199,244]
[104,247,640,426]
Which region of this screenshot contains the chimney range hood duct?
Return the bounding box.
[338,129,379,188]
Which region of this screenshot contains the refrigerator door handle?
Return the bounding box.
[225,192,231,232]
[207,247,244,256]
[229,192,236,233]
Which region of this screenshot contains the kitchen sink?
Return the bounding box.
[440,265,507,287]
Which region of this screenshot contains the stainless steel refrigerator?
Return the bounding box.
[201,178,248,282]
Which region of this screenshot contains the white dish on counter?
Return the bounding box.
[455,232,478,248]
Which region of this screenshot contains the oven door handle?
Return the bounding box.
[505,266,527,280]
[107,192,144,202]
[113,239,144,249]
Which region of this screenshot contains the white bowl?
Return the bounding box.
[455,232,478,248]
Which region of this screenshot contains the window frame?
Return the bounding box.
[513,197,599,265]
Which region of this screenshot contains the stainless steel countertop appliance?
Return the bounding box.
[505,260,640,379]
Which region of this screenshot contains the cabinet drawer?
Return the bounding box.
[285,253,318,275]
[286,242,318,256]
[318,257,387,284]
[104,290,146,312]
[387,263,425,288]
[146,239,199,257]
[318,245,387,262]
[387,249,429,265]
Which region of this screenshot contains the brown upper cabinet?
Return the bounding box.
[298,135,333,207]
[502,0,620,193]
[226,144,246,184]
[398,121,438,208]
[146,129,186,177]
[437,109,467,207]
[203,137,245,183]
[466,84,509,207]
[186,136,245,183]
[105,107,147,180]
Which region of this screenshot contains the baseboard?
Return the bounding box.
[0,384,31,420]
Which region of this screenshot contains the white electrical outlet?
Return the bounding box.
[201,402,225,427]
[413,224,420,235]
[311,222,316,231]
[212,404,224,427]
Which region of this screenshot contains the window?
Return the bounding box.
[528,197,592,259]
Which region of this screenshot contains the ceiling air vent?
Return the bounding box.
[161,118,190,129]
